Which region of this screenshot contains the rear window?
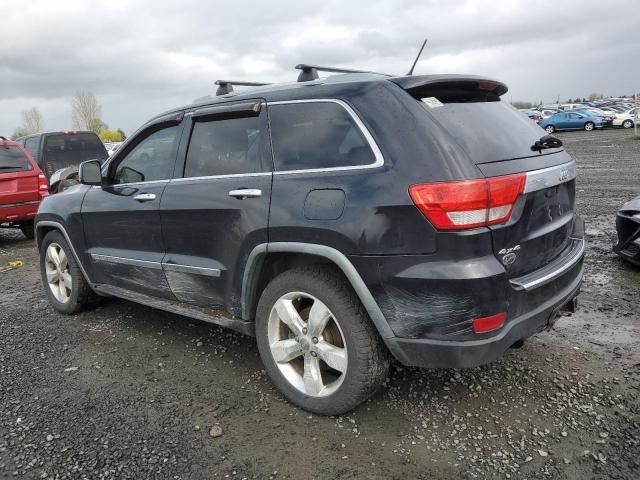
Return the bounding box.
[42,133,108,176]
[0,146,32,173]
[269,102,376,171]
[416,96,558,164]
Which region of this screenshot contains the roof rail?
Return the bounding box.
[214,80,271,96]
[295,64,389,82]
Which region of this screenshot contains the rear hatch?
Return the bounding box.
[0,144,39,206]
[41,132,108,178]
[394,75,577,278]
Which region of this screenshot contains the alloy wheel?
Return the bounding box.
[267,292,348,397]
[45,243,72,303]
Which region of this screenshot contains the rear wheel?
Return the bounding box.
[584,121,595,131]
[40,230,100,314]
[255,265,389,415]
[622,119,634,129]
[545,125,556,133]
[19,220,34,239]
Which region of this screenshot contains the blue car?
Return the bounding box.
[539,111,604,133]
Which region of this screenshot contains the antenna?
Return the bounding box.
[406,38,428,76]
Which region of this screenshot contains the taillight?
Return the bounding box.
[409,174,526,230]
[38,172,49,199]
[473,312,507,334]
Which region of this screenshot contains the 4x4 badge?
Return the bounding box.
[499,245,520,266]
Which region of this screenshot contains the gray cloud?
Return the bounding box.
[1,0,638,135]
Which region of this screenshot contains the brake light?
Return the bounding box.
[473,312,507,334]
[409,174,526,230]
[64,130,78,135]
[37,172,49,199]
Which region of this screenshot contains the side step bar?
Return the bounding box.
[94,284,254,336]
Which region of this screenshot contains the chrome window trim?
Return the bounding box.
[162,263,221,277]
[91,179,168,189]
[90,253,163,270]
[170,172,272,183]
[267,99,385,175]
[524,161,577,194]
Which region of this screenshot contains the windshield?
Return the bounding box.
[41,132,108,177]
[417,97,558,164]
[0,146,32,172]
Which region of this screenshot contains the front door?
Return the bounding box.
[160,100,272,315]
[81,117,184,298]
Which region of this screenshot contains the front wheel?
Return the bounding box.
[40,230,100,314]
[545,125,556,133]
[584,121,595,131]
[622,119,634,129]
[255,265,389,415]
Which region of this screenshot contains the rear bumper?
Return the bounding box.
[0,201,39,224]
[613,209,640,266]
[386,266,582,368]
[351,216,585,369]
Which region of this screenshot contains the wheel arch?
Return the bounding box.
[35,220,92,285]
[241,242,399,348]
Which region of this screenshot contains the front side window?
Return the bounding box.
[113,125,179,184]
[269,102,376,171]
[184,116,263,177]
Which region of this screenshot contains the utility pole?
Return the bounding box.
[635,92,639,138]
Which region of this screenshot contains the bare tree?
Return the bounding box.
[72,91,105,133]
[21,107,44,134]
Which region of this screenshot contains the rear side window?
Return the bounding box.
[0,146,32,172]
[269,102,376,171]
[184,116,263,177]
[42,133,108,176]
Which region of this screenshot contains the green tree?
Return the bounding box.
[588,92,604,102]
[99,129,123,142]
[116,128,127,141]
[511,101,532,109]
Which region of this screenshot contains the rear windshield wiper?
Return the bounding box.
[531,135,563,153]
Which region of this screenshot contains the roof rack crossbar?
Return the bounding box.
[295,64,389,82]
[214,79,271,96]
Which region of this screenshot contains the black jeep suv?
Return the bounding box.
[35,70,584,414]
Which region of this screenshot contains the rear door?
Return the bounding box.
[0,145,39,208]
[81,115,184,298]
[160,100,272,314]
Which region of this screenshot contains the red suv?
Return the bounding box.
[0,136,49,238]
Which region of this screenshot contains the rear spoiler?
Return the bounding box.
[389,74,508,98]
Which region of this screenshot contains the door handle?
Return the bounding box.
[133,193,156,202]
[228,189,262,199]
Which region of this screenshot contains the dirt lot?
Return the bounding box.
[1,129,639,480]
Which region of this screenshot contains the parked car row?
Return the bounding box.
[523,102,638,132]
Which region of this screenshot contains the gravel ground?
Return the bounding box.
[1,128,639,480]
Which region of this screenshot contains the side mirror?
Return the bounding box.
[79,159,103,186]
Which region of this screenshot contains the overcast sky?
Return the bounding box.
[1,0,638,135]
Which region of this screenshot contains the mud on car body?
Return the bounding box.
[34,69,585,414]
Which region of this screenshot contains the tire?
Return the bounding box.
[622,119,634,129]
[545,125,555,133]
[255,265,390,415]
[55,178,79,193]
[19,220,35,239]
[39,230,100,314]
[584,121,595,131]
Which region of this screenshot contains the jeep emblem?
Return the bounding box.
[502,252,517,266]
